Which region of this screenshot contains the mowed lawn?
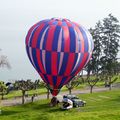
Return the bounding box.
[0,89,120,120]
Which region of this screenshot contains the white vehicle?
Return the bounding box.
[63,95,86,107]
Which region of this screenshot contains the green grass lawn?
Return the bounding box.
[0,89,120,120]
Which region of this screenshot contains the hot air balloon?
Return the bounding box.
[25,18,94,96]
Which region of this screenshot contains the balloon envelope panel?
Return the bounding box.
[25,18,94,96]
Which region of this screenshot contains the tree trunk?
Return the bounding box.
[109,84,112,90]
[22,90,25,104]
[1,93,4,100]
[109,78,112,90]
[90,86,93,93]
[69,88,72,94]
[47,89,50,99]
[105,80,108,87]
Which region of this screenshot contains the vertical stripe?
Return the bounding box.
[42,50,46,72]
[58,52,64,74]
[29,47,36,68]
[74,26,85,53]
[45,25,56,51]
[74,53,89,75]
[57,20,62,26]
[52,21,58,25]
[56,76,63,88]
[62,26,70,52]
[28,25,39,46]
[91,35,94,52]
[79,26,89,52]
[51,52,58,75]
[52,76,57,88]
[63,76,74,85]
[36,24,49,48]
[81,26,91,52]
[84,53,92,67]
[57,28,62,52]
[58,77,67,88]
[47,75,53,89]
[64,53,75,76]
[36,49,46,74]
[39,73,48,84]
[52,26,61,51]
[66,20,72,27]
[26,22,40,45]
[71,53,81,74]
[69,27,76,52]
[59,52,69,75]
[88,31,94,52]
[79,26,93,52]
[40,27,49,49]
[49,19,55,25]
[26,46,34,67]
[57,53,60,73]
[31,23,45,48]
[87,32,91,52]
[32,48,41,72]
[61,30,65,52]
[62,21,67,26]
[72,53,84,75]
[43,74,50,84]
[45,51,51,74]
[74,29,79,53]
[71,53,79,74]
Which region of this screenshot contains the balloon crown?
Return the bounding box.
[51,17,70,22]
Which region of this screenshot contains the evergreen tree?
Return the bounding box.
[85,14,120,91]
[100,14,120,74]
[87,21,103,75]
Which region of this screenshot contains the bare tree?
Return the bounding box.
[100,71,118,90]
[0,49,11,69]
[14,79,35,104]
[0,81,7,100]
[66,76,81,94]
[43,83,50,99]
[80,71,99,93]
[87,75,99,93]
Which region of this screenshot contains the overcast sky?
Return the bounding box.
[0,0,120,82]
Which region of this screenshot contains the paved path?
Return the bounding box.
[1,87,109,107]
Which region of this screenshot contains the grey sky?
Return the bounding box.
[0,0,120,82]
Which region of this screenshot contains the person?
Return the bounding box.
[50,97,59,107]
[31,94,35,102]
[62,98,73,110]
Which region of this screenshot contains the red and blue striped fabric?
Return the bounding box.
[25,18,94,96]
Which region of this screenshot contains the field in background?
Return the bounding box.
[2,76,120,100]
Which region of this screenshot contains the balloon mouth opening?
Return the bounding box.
[50,89,61,96]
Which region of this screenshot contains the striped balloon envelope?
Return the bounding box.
[25,18,94,96]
